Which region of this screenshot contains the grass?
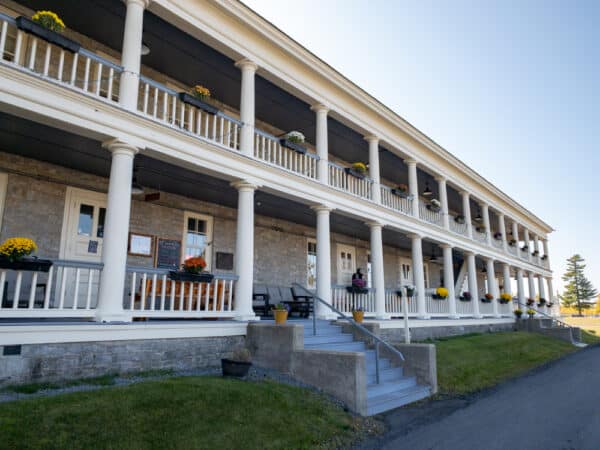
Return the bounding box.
[2,374,117,394]
[0,377,370,450]
[562,316,600,344]
[431,331,576,395]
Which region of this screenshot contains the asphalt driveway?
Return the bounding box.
[359,345,600,450]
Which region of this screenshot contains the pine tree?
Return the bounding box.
[559,254,598,316]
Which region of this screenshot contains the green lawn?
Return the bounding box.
[0,377,368,450]
[433,332,576,395]
[562,317,600,344]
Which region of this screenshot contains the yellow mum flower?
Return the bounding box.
[436,287,449,298]
[192,85,211,99]
[0,237,37,261]
[31,10,66,33]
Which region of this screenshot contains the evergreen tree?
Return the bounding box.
[559,254,598,316]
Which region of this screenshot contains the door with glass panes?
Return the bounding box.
[182,212,213,270]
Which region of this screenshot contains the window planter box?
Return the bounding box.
[346,286,368,295]
[396,288,415,297]
[221,359,251,378]
[480,298,492,303]
[16,17,81,53]
[178,93,219,115]
[0,256,53,272]
[344,168,366,179]
[168,271,215,283]
[493,233,503,240]
[426,204,441,213]
[431,294,447,300]
[454,215,465,224]
[459,297,471,302]
[391,189,410,198]
[279,139,306,155]
[498,299,509,304]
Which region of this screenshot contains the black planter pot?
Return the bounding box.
[221,359,252,378]
[498,300,509,304]
[426,204,441,213]
[459,297,471,302]
[391,189,409,198]
[0,256,53,272]
[344,168,366,179]
[346,286,368,295]
[168,271,215,283]
[16,17,81,53]
[279,139,307,154]
[432,295,447,300]
[178,93,219,115]
[481,298,492,303]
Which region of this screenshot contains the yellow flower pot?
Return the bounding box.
[352,311,364,323]
[273,309,288,325]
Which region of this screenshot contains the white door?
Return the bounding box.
[336,244,356,285]
[399,257,413,287]
[182,212,214,270]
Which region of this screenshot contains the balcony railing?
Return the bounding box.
[331,285,375,315]
[473,229,488,244]
[456,299,475,316]
[419,203,443,226]
[328,163,373,200]
[491,238,504,249]
[449,216,469,236]
[380,186,412,216]
[253,130,318,179]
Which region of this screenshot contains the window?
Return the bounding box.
[77,204,94,236]
[307,239,317,289]
[182,212,213,270]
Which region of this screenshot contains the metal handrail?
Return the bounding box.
[516,300,573,330]
[292,283,404,385]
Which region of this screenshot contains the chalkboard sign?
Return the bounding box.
[155,239,181,270]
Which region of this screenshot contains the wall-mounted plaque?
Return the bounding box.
[155,238,182,270]
[216,252,234,270]
[128,233,154,257]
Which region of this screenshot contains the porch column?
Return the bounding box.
[436,177,450,230]
[96,140,138,322]
[466,252,481,318]
[512,221,520,250]
[232,180,258,321]
[366,135,381,203]
[312,104,329,184]
[516,268,526,309]
[441,244,458,318]
[236,59,258,157]
[368,221,388,319]
[543,239,551,267]
[405,160,419,217]
[486,258,500,317]
[502,263,512,297]
[523,229,531,261]
[538,275,547,302]
[461,191,473,239]
[482,203,491,246]
[527,271,536,301]
[498,213,507,252]
[534,235,541,265]
[409,234,428,319]
[119,0,150,110]
[312,205,335,319]
[547,277,555,316]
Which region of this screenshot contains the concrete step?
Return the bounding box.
[367,377,417,398]
[367,366,403,384]
[304,341,366,352]
[365,356,391,371]
[304,333,354,345]
[367,385,431,415]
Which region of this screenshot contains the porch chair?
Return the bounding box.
[252,284,270,316]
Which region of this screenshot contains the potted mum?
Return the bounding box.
[526,298,535,306]
[527,308,536,319]
[169,256,214,283]
[0,237,52,272]
[391,183,410,198]
[432,287,448,300]
[352,306,365,323]
[537,298,546,308]
[514,308,523,319]
[427,199,441,212]
[521,245,529,251]
[499,293,512,304]
[459,291,472,302]
[221,348,252,378]
[509,239,517,247]
[454,215,466,224]
[345,162,367,179]
[541,255,548,260]
[279,131,306,154]
[532,250,539,256]
[273,303,289,324]
[16,11,80,53]
[347,277,368,294]
[493,232,503,240]
[481,293,494,303]
[178,85,219,115]
[396,285,415,298]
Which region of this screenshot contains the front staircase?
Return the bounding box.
[301,320,431,415]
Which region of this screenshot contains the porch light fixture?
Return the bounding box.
[141,42,150,56]
[423,181,433,197]
[131,168,144,195]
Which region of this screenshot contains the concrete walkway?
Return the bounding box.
[360,346,600,450]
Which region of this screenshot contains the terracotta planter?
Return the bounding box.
[273,309,288,324]
[352,311,364,323]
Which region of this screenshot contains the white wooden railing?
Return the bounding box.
[449,216,468,236]
[125,267,237,318]
[331,285,375,315]
[425,295,451,315]
[380,186,412,216]
[253,130,318,179]
[0,13,123,104]
[456,299,475,316]
[473,230,488,244]
[384,289,418,316]
[498,301,513,316]
[478,300,495,316]
[419,203,443,226]
[0,259,103,318]
[507,245,518,256]
[328,163,373,200]
[491,238,504,249]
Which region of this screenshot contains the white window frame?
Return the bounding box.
[182,212,214,271]
[306,238,317,289]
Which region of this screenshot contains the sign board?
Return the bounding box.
[155,238,181,270]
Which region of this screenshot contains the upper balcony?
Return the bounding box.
[0,1,550,270]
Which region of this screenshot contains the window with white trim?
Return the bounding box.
[182,212,213,270]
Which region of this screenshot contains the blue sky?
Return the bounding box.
[244,0,600,296]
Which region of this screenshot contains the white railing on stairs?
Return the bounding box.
[253,130,318,179]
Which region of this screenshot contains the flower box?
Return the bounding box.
[279,139,307,155]
[178,92,219,115]
[480,298,492,303]
[391,188,410,198]
[0,256,52,272]
[346,286,368,295]
[454,215,465,224]
[432,294,447,300]
[493,232,503,240]
[521,245,529,251]
[541,255,548,260]
[498,299,509,304]
[426,204,441,213]
[16,16,81,53]
[344,168,366,179]
[168,271,214,283]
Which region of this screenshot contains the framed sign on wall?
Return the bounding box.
[128,232,154,257]
[155,238,182,270]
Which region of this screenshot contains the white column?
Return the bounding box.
[312,104,329,184]
[235,59,258,157]
[366,135,381,204]
[528,271,537,300]
[466,252,481,317]
[546,277,555,316]
[441,244,458,318]
[461,191,473,239]
[512,222,520,249]
[516,268,526,309]
[409,234,428,319]
[533,235,541,265]
[543,239,551,267]
[538,275,547,301]
[231,180,258,321]
[481,203,491,245]
[368,222,388,319]
[523,229,531,261]
[95,140,138,322]
[436,177,450,230]
[312,205,335,319]
[405,160,419,217]
[486,258,500,317]
[118,0,150,110]
[502,264,512,296]
[498,213,507,252]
